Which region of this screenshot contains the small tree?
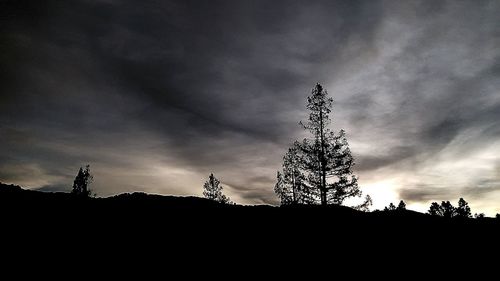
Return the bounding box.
[428,201,456,218]
[277,144,308,205]
[455,198,472,218]
[397,200,406,211]
[354,195,372,212]
[72,164,93,197]
[441,201,456,218]
[474,213,485,219]
[203,173,231,204]
[384,203,396,211]
[274,171,291,205]
[496,213,500,219]
[428,202,442,216]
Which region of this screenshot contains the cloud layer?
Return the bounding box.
[1,0,499,213]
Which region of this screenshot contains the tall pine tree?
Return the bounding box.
[276,83,367,207]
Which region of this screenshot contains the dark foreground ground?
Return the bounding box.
[3,182,496,276]
[2,182,500,261]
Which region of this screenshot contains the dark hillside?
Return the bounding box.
[2,182,499,249]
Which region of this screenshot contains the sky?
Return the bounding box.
[1,0,499,214]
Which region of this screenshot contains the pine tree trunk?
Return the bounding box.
[319,108,327,206]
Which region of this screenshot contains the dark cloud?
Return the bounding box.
[462,163,500,200]
[399,186,455,203]
[355,146,415,172]
[238,191,278,206]
[1,0,499,213]
[36,184,71,193]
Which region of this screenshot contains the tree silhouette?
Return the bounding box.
[428,202,441,216]
[275,143,317,205]
[428,199,473,219]
[428,201,456,218]
[384,202,396,211]
[397,200,406,211]
[441,201,456,218]
[474,213,485,219]
[496,214,500,219]
[354,194,372,212]
[275,83,366,207]
[274,171,291,205]
[203,173,231,204]
[456,198,472,218]
[71,164,93,198]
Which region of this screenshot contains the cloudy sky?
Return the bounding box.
[1,0,499,214]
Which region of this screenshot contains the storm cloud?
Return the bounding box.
[1,0,499,214]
